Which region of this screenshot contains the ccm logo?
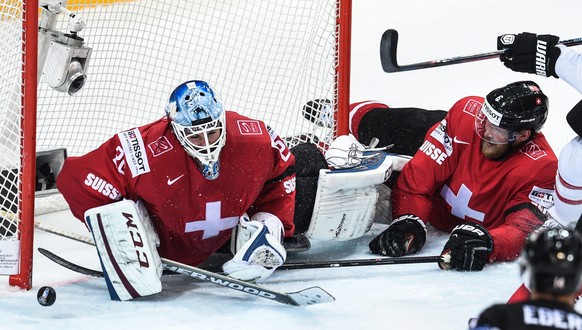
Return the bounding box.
[123,212,150,268]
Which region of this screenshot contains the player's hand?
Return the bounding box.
[497,32,561,78]
[223,216,286,282]
[439,222,493,271]
[369,214,426,257]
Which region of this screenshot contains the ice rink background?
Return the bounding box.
[2,1,582,329]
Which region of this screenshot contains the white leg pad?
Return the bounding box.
[85,199,163,301]
[306,151,393,240]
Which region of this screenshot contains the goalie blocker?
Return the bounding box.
[292,135,406,241]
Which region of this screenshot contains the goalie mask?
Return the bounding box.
[166,80,226,180]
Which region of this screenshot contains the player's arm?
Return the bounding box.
[439,194,549,271]
[438,204,543,271]
[555,44,582,94]
[488,167,556,262]
[487,203,546,262]
[371,103,463,257]
[56,136,127,222]
[391,99,469,220]
[444,194,548,271]
[246,125,296,237]
[56,134,162,300]
[222,126,294,282]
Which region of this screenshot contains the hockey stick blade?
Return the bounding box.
[162,258,335,306]
[379,29,401,73]
[38,247,334,306]
[380,29,582,73]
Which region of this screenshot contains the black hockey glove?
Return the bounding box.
[369,214,426,257]
[497,32,561,78]
[439,222,493,271]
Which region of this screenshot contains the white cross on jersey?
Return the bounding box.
[184,201,239,239]
[440,184,485,222]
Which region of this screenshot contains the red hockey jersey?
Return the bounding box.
[56,111,296,266]
[392,96,557,262]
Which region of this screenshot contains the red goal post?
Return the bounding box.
[1,0,351,289]
[0,0,37,290]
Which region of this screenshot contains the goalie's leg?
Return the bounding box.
[85,199,163,301]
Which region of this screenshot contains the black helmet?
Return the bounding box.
[485,81,548,132]
[521,229,582,295]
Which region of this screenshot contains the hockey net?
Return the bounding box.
[1,0,351,289]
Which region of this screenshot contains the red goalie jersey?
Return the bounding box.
[392,96,558,262]
[56,111,296,266]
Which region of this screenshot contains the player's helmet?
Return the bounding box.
[165,80,226,180]
[520,228,582,295]
[484,80,549,132]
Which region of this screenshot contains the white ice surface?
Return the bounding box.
[3,1,582,329]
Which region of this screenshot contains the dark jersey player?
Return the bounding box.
[471,228,582,330]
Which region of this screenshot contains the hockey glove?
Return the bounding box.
[497,32,561,78]
[223,213,286,283]
[369,214,426,257]
[439,222,493,271]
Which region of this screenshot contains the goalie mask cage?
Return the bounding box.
[1,0,351,289]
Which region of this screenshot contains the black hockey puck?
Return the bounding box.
[37,286,56,306]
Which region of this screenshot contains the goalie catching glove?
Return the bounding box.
[497,32,561,78]
[369,214,426,257]
[439,222,493,271]
[223,212,287,282]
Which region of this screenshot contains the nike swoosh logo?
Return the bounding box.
[453,136,470,145]
[167,174,185,185]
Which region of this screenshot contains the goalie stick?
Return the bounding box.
[35,223,334,306]
[38,247,334,306]
[380,29,582,73]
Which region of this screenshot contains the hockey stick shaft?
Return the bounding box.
[203,255,443,273]
[380,29,582,73]
[36,221,443,271]
[35,221,95,245]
